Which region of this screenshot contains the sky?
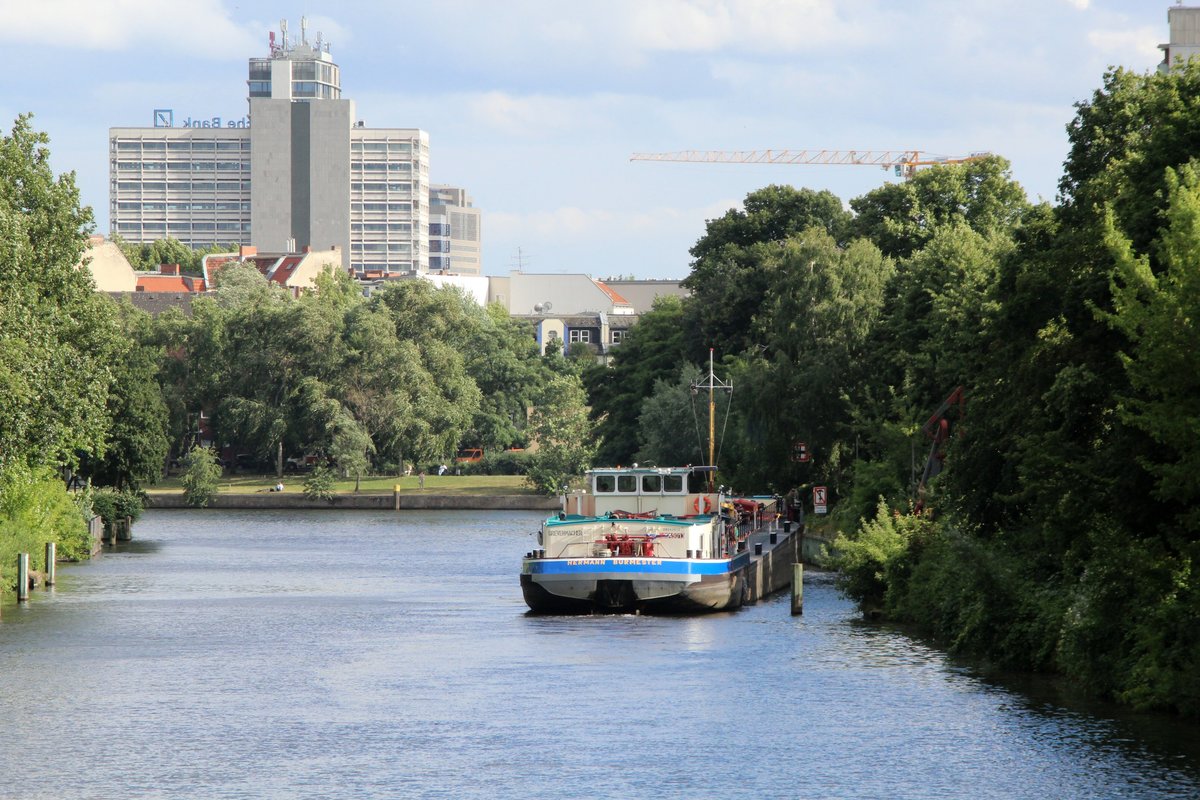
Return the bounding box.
[0,0,1174,280]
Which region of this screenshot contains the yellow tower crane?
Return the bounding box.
[629,149,991,179]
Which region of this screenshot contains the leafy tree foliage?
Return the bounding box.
[0,115,122,477]
[526,374,597,495]
[76,305,171,491]
[848,155,1028,259]
[180,445,221,507]
[585,295,687,466]
[683,185,852,360]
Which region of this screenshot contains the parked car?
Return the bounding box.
[455,448,484,463]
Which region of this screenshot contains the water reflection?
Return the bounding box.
[0,509,1197,800]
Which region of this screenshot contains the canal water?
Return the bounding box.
[2,509,1198,799]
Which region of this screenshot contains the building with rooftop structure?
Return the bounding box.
[109,18,438,278]
[1160,3,1200,72]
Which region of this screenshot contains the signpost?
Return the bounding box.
[791,440,810,462]
[813,485,828,515]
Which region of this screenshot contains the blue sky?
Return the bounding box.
[0,0,1172,279]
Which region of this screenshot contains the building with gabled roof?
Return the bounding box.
[201,244,344,297]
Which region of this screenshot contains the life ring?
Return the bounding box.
[693,496,713,513]
[704,496,712,513]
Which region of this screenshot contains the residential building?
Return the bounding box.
[109,18,435,278]
[202,244,345,298]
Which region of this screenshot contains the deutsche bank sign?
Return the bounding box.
[153,109,250,128]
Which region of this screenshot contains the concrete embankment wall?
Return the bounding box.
[743,527,834,604]
[146,493,560,511]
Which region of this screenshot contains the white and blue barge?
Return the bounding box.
[521,466,777,614]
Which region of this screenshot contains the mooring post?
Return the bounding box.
[17,553,30,602]
[393,484,401,511]
[45,542,56,587]
[791,562,803,615]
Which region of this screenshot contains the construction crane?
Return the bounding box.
[629,149,991,179]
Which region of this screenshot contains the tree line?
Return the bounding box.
[582,63,1200,717]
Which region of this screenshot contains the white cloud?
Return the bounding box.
[623,0,864,53]
[1062,0,1090,9]
[1086,26,1161,65]
[2,0,259,58]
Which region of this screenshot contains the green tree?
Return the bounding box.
[526,374,597,495]
[848,155,1029,260]
[683,185,851,360]
[0,115,122,480]
[180,445,221,507]
[77,305,171,491]
[1104,165,1200,530]
[586,295,687,466]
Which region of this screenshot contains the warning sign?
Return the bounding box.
[813,485,828,514]
[791,441,810,462]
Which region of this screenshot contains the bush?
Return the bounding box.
[303,465,335,502]
[831,499,934,612]
[181,445,221,507]
[0,467,93,594]
[90,488,144,527]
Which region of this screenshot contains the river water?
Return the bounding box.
[1,509,1198,799]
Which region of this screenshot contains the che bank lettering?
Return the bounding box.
[181,116,251,128]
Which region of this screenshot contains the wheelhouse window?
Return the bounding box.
[594,475,616,493]
[641,474,661,493]
[663,474,684,493]
[616,475,637,493]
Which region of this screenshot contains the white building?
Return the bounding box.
[1160,4,1200,72]
[429,185,482,275]
[109,18,439,278]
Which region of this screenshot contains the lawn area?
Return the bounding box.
[145,473,538,496]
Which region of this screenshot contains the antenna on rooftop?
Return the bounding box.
[300,16,308,45]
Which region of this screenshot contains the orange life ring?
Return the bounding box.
[693,497,700,513]
[703,496,712,513]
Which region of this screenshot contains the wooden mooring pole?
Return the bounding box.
[17,553,30,602]
[45,541,56,587]
[791,562,803,615]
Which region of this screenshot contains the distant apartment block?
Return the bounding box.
[429,185,482,275]
[109,18,457,279]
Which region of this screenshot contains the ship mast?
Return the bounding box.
[695,348,732,490]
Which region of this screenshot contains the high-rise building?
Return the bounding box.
[429,185,482,275]
[109,18,438,277]
[1160,4,1200,72]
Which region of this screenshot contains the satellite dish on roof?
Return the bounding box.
[543,301,552,312]
[534,303,543,313]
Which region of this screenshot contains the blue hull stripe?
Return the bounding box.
[527,553,749,577]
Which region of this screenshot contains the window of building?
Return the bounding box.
[143,141,166,151]
[611,330,627,344]
[292,81,317,97]
[569,330,592,344]
[167,141,191,151]
[192,141,215,150]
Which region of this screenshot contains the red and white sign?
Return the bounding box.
[813,485,828,514]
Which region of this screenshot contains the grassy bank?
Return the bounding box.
[145,473,537,497]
